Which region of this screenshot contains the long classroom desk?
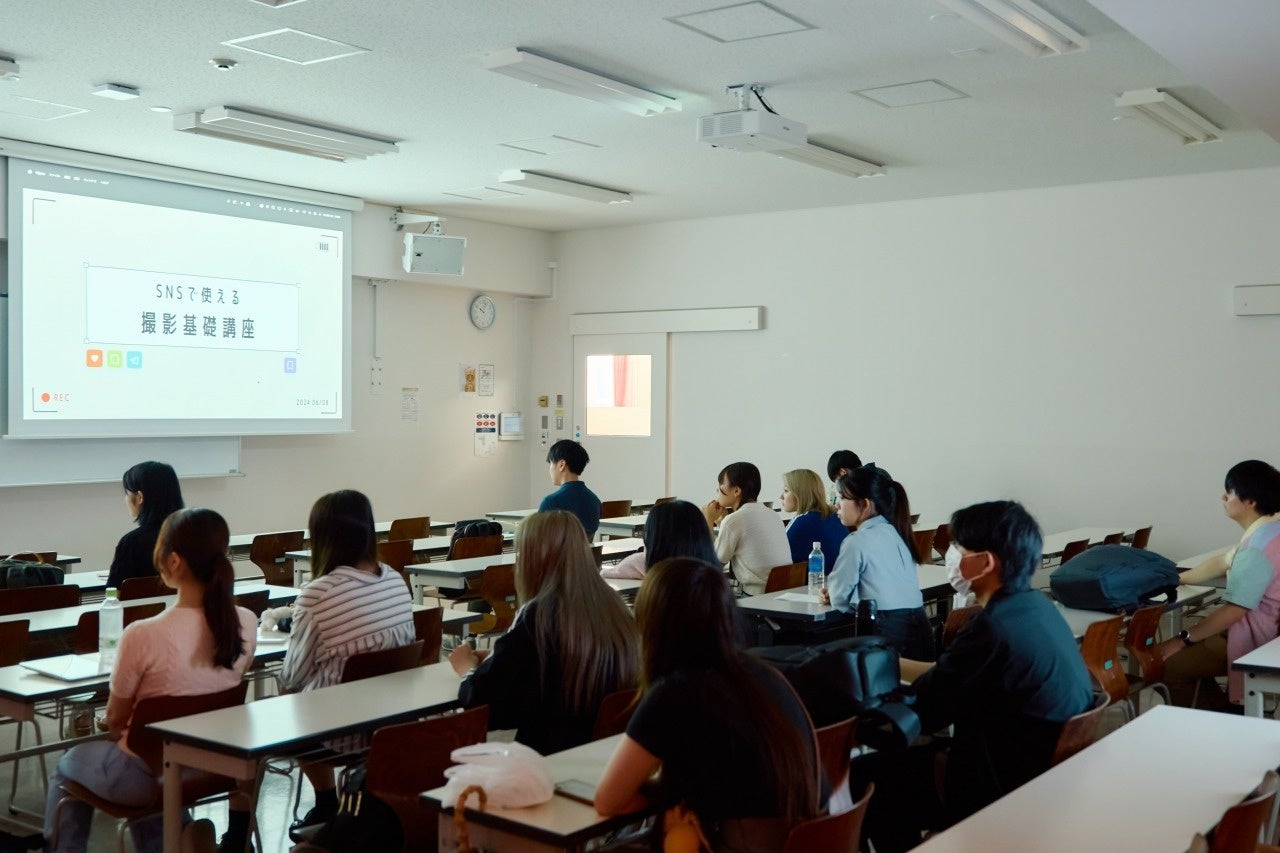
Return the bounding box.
[915,705,1280,852]
[61,561,269,604]
[286,530,516,567]
[405,538,644,599]
[227,519,455,557]
[153,661,463,851]
[1232,634,1280,718]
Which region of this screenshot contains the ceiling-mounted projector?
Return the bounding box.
[697,109,806,152]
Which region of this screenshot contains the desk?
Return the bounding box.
[916,705,1280,852]
[405,538,644,598]
[154,661,462,850]
[595,515,649,538]
[738,564,958,625]
[426,733,656,853]
[1040,527,1124,558]
[1233,635,1280,718]
[228,520,455,556]
[288,531,514,566]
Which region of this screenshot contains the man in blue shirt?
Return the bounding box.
[539,440,601,537]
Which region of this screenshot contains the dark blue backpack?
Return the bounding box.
[1049,545,1180,613]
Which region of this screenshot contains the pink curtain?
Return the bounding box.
[613,356,630,407]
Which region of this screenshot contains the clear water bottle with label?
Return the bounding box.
[807,542,824,598]
[99,588,123,672]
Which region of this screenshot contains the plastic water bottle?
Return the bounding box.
[99,588,123,672]
[807,542,824,598]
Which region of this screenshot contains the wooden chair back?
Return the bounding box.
[600,500,632,519]
[1201,770,1280,853]
[388,516,431,541]
[126,683,248,773]
[377,539,415,571]
[413,607,443,665]
[1130,526,1152,550]
[0,620,29,666]
[447,534,503,562]
[365,706,490,853]
[1079,615,1128,707]
[2,551,56,563]
[1051,693,1109,766]
[1060,538,1089,565]
[912,529,935,563]
[119,575,173,601]
[592,688,640,740]
[472,565,518,636]
[781,781,874,853]
[0,584,79,616]
[815,716,858,796]
[1102,532,1124,545]
[942,605,982,649]
[933,524,952,560]
[1123,604,1167,684]
[233,590,270,617]
[764,561,808,593]
[72,602,164,654]
[249,531,304,585]
[653,497,677,506]
[340,641,425,684]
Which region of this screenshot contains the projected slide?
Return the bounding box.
[9,158,351,437]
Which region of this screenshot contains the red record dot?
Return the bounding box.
[41,392,50,403]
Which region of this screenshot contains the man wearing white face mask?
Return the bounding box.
[850,501,1093,853]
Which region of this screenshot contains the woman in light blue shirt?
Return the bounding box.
[822,464,935,661]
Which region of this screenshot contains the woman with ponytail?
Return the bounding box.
[821,464,935,661]
[42,508,257,853]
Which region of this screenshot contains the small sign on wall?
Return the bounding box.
[474,411,497,457]
[459,364,476,394]
[478,363,495,397]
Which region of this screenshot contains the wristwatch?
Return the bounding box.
[1178,629,1194,647]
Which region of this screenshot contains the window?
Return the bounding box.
[585,354,651,436]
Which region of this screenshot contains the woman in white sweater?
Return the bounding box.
[702,461,791,595]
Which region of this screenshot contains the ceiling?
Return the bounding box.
[3,0,1279,232]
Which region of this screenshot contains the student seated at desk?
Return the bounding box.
[539,439,602,538]
[703,462,791,596]
[450,510,638,754]
[826,449,862,490]
[601,500,719,580]
[850,501,1092,853]
[1157,459,1280,711]
[280,490,415,837]
[779,468,848,566]
[39,508,257,853]
[106,461,185,590]
[595,558,824,851]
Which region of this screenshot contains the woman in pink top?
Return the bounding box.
[601,500,719,580]
[42,508,257,853]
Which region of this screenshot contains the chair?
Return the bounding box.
[341,641,426,683]
[941,605,982,649]
[780,781,873,853]
[249,531,304,586]
[653,497,677,506]
[1102,532,1124,545]
[590,544,604,567]
[1060,538,1089,565]
[413,607,443,664]
[912,529,935,563]
[1130,526,1153,550]
[1079,615,1132,720]
[1123,604,1172,708]
[377,539,416,590]
[447,534,504,562]
[933,524,952,561]
[599,500,632,519]
[49,683,249,853]
[364,706,490,853]
[0,620,27,666]
[1050,693,1110,766]
[815,716,858,800]
[592,688,640,740]
[388,516,431,541]
[234,590,270,617]
[1189,770,1279,853]
[118,575,173,601]
[0,584,79,616]
[764,561,808,593]
[72,603,165,653]
[470,565,517,637]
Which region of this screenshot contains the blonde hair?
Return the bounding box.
[515,511,639,714]
[783,469,833,518]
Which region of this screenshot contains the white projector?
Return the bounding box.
[697,109,807,152]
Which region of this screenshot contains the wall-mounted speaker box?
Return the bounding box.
[402,233,466,276]
[1234,284,1280,316]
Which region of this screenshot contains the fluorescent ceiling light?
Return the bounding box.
[174,107,399,161]
[92,83,140,101]
[485,48,680,117]
[499,170,632,204]
[770,141,884,178]
[933,0,1087,57]
[1115,88,1220,145]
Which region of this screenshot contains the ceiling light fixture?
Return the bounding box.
[174,106,399,161]
[1115,88,1220,145]
[92,83,140,101]
[485,48,680,117]
[932,0,1087,57]
[499,170,632,204]
[149,105,173,113]
[770,141,884,178]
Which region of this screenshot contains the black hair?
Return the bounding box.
[1225,460,1280,517]
[641,500,720,569]
[826,450,862,483]
[839,464,919,562]
[546,439,590,475]
[154,508,243,669]
[949,500,1042,593]
[122,461,185,528]
[718,461,762,503]
[308,490,378,579]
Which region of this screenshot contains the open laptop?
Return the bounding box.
[20,654,104,682]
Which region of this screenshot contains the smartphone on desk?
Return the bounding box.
[554,779,597,806]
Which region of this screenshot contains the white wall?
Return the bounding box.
[1,200,553,567]
[527,167,1280,560]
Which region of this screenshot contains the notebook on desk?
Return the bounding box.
[20,654,104,681]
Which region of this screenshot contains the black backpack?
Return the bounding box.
[1049,544,1180,613]
[0,559,64,589]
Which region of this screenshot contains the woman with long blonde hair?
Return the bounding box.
[450,510,639,753]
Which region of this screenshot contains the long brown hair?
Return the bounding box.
[308,490,378,579]
[635,558,819,823]
[515,511,638,715]
[154,508,243,669]
[783,469,833,518]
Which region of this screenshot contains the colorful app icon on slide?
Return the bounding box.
[85,349,103,368]
[126,351,143,369]
[106,350,124,368]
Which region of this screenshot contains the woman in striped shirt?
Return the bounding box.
[280,489,416,836]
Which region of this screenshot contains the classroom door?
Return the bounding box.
[571,333,668,505]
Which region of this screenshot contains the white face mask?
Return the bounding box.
[945,543,971,596]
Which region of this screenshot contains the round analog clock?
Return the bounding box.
[469,294,496,329]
